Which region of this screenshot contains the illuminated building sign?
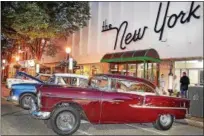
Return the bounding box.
[102,2,201,50]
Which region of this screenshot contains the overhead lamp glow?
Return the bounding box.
[16,56,20,61]
[2,59,6,63]
[65,47,71,54]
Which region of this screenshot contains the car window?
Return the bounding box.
[111,79,117,92]
[47,75,56,84]
[79,78,88,88]
[58,77,78,86]
[115,80,154,93]
[90,76,109,91]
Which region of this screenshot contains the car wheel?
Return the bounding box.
[20,93,36,110]
[153,114,174,130]
[50,106,81,136]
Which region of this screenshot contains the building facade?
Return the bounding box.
[41,1,203,93]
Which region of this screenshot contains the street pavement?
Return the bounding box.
[1,98,203,135]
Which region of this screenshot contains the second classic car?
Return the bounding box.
[7,73,89,110]
[6,72,51,88]
[30,74,190,135]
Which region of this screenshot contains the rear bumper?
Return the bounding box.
[30,99,51,120]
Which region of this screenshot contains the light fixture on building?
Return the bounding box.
[2,59,6,64]
[2,66,5,70]
[41,39,45,44]
[16,56,20,61]
[65,47,71,54]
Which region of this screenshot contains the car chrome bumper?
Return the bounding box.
[30,99,50,120]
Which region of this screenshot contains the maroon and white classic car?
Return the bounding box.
[30,74,190,135]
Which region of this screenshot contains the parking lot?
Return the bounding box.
[1,98,203,135]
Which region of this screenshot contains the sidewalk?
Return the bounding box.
[176,117,203,128]
[1,83,203,128]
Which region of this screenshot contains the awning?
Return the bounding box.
[100,48,161,63]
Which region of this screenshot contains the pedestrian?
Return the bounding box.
[180,72,190,98]
[159,74,166,95]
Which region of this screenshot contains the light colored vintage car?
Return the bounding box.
[7,73,89,110]
[6,72,51,88]
[30,74,190,136]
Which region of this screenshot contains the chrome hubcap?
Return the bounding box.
[56,111,76,131]
[160,114,171,126]
[23,96,33,108]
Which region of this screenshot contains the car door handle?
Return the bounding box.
[113,99,124,104]
[114,99,124,102]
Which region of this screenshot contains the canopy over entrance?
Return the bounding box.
[100,48,161,63]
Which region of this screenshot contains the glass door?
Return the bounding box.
[188,70,199,86]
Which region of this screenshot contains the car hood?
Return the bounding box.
[16,72,44,83]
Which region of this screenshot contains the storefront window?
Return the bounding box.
[189,70,199,86]
[175,60,203,86]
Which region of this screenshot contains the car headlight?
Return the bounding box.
[37,91,42,108]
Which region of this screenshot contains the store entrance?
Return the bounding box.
[175,60,204,87]
[101,49,161,86]
[109,63,158,85]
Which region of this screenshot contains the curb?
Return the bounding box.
[175,119,203,128]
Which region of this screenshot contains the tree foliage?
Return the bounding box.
[1,1,91,61]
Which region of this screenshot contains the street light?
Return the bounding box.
[2,66,5,82]
[41,39,45,44]
[168,61,174,96]
[65,47,71,54]
[65,47,71,73]
[16,56,20,62]
[2,59,6,64]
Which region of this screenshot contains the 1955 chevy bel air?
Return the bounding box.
[30,74,190,136]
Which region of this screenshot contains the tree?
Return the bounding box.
[1,1,91,61]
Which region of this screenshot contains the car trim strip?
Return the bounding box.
[129,104,187,110]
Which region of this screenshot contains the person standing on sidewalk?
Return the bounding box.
[180,72,190,98]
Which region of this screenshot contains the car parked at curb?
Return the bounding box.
[7,72,89,110]
[30,74,190,136]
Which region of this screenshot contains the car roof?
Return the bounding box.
[95,74,156,89]
[53,73,89,79]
